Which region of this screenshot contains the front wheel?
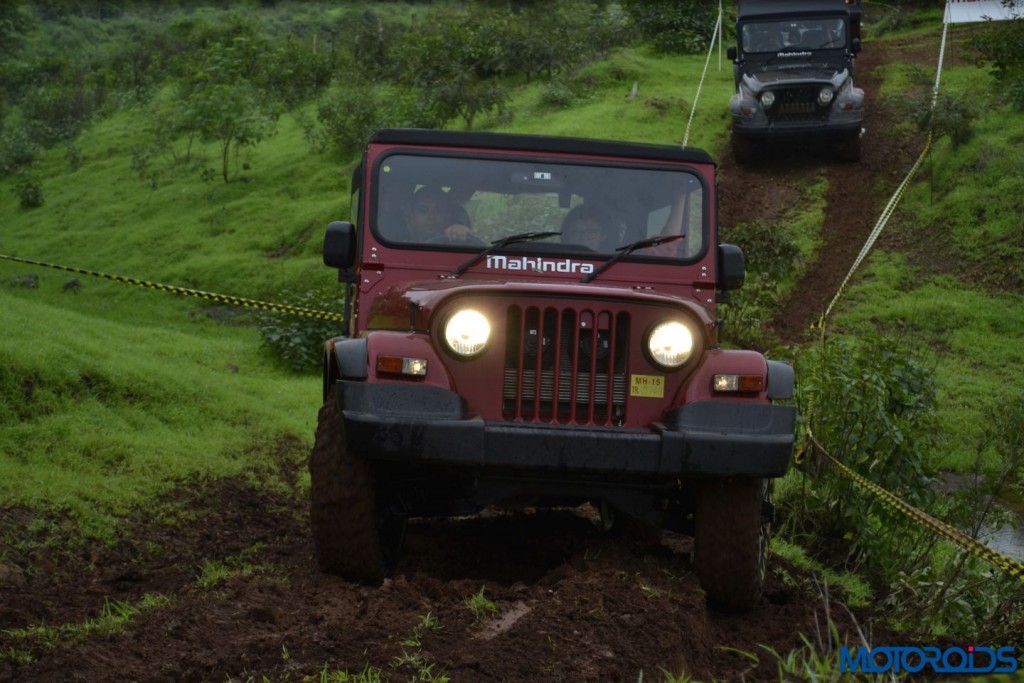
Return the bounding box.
[839,132,862,163]
[732,134,755,165]
[694,478,771,612]
[309,392,404,584]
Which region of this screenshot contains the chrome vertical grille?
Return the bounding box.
[502,305,629,425]
[770,87,825,122]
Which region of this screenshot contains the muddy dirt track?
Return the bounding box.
[2,35,947,683]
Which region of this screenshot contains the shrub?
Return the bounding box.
[20,81,94,144]
[880,399,1024,639]
[294,108,329,156]
[0,127,38,176]
[785,334,943,580]
[538,76,596,111]
[65,142,83,171]
[13,170,43,208]
[317,83,420,159]
[919,92,979,147]
[256,287,347,373]
[718,220,801,349]
[969,8,1024,110]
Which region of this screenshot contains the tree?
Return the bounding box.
[185,81,276,182]
[179,37,279,182]
[970,1,1024,109]
[0,1,29,57]
[620,0,719,54]
[389,9,511,130]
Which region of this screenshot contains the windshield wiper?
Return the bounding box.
[581,234,684,284]
[450,231,562,277]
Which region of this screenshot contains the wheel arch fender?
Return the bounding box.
[323,337,368,400]
[766,360,794,400]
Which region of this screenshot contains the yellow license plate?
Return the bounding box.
[630,374,664,398]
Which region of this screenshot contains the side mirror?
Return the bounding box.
[727,45,737,61]
[323,221,356,269]
[851,37,861,54]
[717,244,745,291]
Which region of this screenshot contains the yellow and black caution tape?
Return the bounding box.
[0,252,344,322]
[808,435,1024,584]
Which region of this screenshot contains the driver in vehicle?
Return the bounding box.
[409,186,478,244]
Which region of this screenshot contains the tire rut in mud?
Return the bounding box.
[717,37,932,347]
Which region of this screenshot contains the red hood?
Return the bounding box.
[365,277,714,332]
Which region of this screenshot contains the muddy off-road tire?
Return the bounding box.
[310,392,404,584]
[839,132,862,163]
[694,478,770,612]
[732,134,755,165]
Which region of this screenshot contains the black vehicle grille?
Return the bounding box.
[502,305,629,425]
[770,87,825,122]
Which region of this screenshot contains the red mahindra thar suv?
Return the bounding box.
[313,128,795,611]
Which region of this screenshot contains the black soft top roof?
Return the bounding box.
[737,0,860,21]
[369,128,715,167]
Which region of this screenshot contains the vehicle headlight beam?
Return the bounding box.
[646,320,695,370]
[443,309,491,357]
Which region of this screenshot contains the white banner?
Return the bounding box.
[945,0,1023,24]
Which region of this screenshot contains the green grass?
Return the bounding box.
[0,287,316,539]
[463,585,498,622]
[770,536,874,609]
[1,593,171,662]
[3,106,346,299]
[831,84,1024,470]
[493,46,736,156]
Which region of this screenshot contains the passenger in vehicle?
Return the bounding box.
[800,27,826,49]
[635,187,691,257]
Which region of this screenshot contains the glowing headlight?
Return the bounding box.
[647,321,694,369]
[443,309,490,357]
[818,87,834,106]
[760,90,775,109]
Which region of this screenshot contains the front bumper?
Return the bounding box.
[730,99,863,141]
[730,109,863,140]
[334,381,795,479]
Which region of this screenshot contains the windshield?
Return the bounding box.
[741,17,846,53]
[372,153,706,261]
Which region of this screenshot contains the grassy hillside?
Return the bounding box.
[3,107,346,297]
[836,46,1024,470]
[2,2,1022,559]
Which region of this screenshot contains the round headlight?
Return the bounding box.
[647,320,694,369]
[444,309,490,357]
[760,90,775,109]
[817,87,834,106]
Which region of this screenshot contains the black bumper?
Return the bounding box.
[732,118,862,140]
[334,381,795,479]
